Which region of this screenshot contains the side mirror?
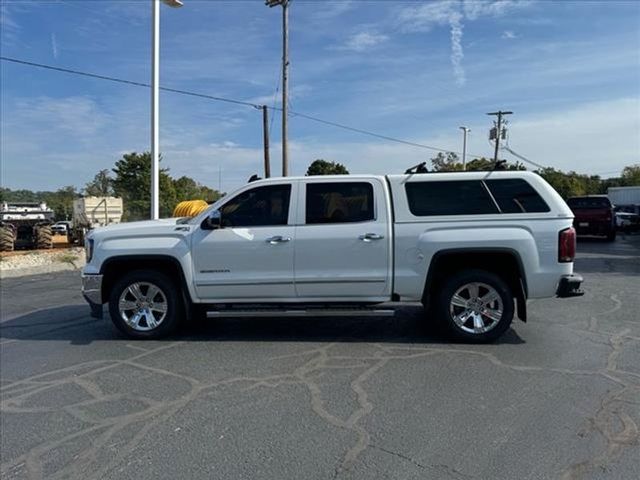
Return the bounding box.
[201,210,222,230]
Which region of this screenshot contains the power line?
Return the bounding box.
[501,146,548,170]
[288,110,476,156]
[0,56,261,109]
[269,67,281,142]
[1,55,485,159]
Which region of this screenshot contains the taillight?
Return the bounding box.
[558,227,576,263]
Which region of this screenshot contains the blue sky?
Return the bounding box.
[1,0,639,193]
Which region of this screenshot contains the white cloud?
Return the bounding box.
[397,0,533,86]
[314,0,356,19]
[340,31,389,52]
[245,84,313,107]
[463,0,533,20]
[502,97,639,175]
[449,13,465,85]
[502,30,517,39]
[9,96,111,138]
[0,4,18,29]
[0,3,20,45]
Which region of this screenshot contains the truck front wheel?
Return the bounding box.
[434,269,514,343]
[108,270,183,339]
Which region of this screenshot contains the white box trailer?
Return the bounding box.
[73,197,123,229]
[608,186,640,206]
[71,197,123,243]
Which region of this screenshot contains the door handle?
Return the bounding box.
[266,235,291,244]
[359,233,384,242]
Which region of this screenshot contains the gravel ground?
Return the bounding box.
[0,248,85,278]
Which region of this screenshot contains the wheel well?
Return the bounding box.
[423,249,527,319]
[100,256,188,304]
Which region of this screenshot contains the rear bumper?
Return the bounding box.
[574,222,614,236]
[81,273,104,319]
[556,274,584,298]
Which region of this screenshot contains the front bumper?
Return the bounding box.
[81,273,104,318]
[556,274,584,298]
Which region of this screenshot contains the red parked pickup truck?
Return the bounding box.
[566,195,616,241]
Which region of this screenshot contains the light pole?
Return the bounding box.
[459,126,470,170]
[151,0,183,220]
[266,0,289,177]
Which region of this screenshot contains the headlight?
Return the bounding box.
[85,238,94,263]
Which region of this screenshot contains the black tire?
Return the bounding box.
[71,228,85,245]
[433,269,515,343]
[108,270,183,339]
[605,230,616,242]
[35,225,53,249]
[0,227,14,252]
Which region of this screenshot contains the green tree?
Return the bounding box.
[112,152,176,220]
[306,159,349,176]
[42,186,79,221]
[430,152,462,172]
[430,153,525,172]
[0,188,40,203]
[173,176,200,201]
[534,168,603,199]
[621,164,640,186]
[84,169,114,197]
[173,176,223,204]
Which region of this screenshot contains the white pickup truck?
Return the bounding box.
[81,171,583,343]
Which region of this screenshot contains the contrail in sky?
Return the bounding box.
[51,32,58,59]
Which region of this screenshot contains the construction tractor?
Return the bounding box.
[0,202,55,251]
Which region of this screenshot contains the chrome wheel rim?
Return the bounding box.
[449,282,503,335]
[118,282,168,331]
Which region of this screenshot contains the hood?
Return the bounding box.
[89,218,185,240]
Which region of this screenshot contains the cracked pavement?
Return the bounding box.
[1,236,639,479]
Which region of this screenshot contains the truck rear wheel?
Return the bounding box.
[0,227,14,252]
[434,269,514,343]
[35,225,53,249]
[108,270,183,339]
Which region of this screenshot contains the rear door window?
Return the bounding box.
[305,182,374,224]
[485,179,550,213]
[405,180,498,216]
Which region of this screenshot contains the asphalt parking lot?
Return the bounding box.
[1,235,639,480]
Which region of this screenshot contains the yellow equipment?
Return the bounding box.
[173,200,209,218]
[52,234,70,246]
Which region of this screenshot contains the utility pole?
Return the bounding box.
[487,110,512,163]
[459,126,470,170]
[266,0,289,176]
[262,105,271,178]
